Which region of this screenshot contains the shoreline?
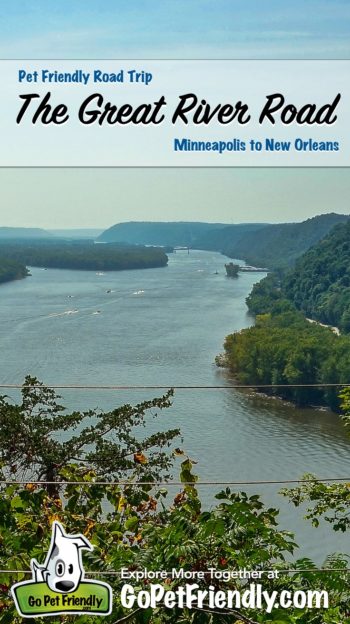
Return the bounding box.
[215,356,336,414]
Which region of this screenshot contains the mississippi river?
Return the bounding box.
[0,250,349,561]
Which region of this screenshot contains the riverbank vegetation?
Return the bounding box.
[223,300,350,409]
[0,240,168,274]
[221,220,350,410]
[0,257,28,283]
[1,378,350,623]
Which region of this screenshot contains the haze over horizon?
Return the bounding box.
[0,168,349,229]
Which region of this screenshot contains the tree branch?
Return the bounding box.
[112,607,143,623]
[193,604,259,624]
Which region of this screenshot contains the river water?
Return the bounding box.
[0,249,349,561]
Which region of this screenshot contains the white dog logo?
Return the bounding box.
[31,521,92,593]
[12,521,112,617]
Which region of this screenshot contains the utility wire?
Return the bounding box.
[1,477,350,486]
[0,383,349,389]
[0,569,349,575]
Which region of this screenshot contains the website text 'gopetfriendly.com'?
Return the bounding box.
[120,568,329,614]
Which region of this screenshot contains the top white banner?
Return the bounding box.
[0,60,349,166]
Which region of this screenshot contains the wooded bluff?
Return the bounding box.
[221,219,350,410]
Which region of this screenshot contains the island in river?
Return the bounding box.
[0,239,168,281]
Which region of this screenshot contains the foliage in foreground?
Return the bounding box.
[0,381,350,622]
[0,377,179,490]
[1,460,349,624]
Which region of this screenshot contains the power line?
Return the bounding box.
[1,477,350,486]
[0,383,349,389]
[0,568,349,576]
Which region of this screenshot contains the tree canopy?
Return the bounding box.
[283,220,350,332]
[0,240,168,273]
[0,257,28,284]
[0,377,179,493]
[222,220,350,410]
[222,273,350,410]
[0,380,350,622]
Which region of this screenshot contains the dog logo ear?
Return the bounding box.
[72,535,93,551]
[52,521,67,543]
[51,521,93,551]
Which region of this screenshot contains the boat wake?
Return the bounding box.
[48,309,79,318]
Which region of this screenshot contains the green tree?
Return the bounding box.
[0,460,349,623]
[0,377,179,494]
[1,383,350,622]
[221,291,350,410]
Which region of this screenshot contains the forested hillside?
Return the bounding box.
[99,221,229,246]
[0,227,52,239]
[96,215,349,270]
[193,222,267,252]
[226,213,349,268]
[221,219,350,410]
[283,220,350,332]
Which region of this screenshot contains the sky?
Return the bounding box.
[0,1,349,228]
[1,0,350,59]
[1,168,349,229]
